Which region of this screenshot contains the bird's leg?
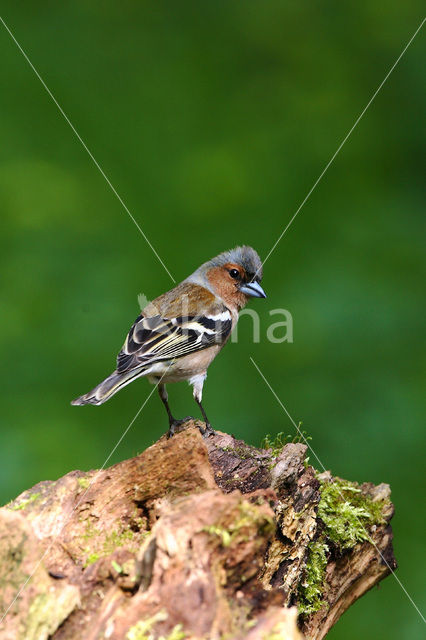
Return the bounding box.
[158,384,192,438]
[192,374,216,437]
[158,383,175,424]
[195,398,216,437]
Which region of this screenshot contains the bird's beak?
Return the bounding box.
[239,281,267,298]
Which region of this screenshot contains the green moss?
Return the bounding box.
[261,426,312,457]
[81,519,143,566]
[163,625,187,640]
[0,531,28,612]
[298,541,329,615]
[25,586,80,640]
[83,519,136,549]
[103,528,135,553]
[202,525,232,547]
[221,444,257,460]
[202,501,274,550]
[7,492,41,511]
[238,446,258,460]
[233,501,275,539]
[83,552,100,567]
[298,476,390,616]
[81,519,99,541]
[77,477,90,490]
[126,611,187,640]
[111,560,123,573]
[318,478,387,550]
[126,611,168,640]
[260,432,288,457]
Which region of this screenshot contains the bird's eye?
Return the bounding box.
[229,269,240,279]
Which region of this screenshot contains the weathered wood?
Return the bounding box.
[0,421,396,640]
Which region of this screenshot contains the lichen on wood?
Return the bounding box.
[0,420,396,640]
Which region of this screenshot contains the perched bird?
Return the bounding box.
[71,246,266,436]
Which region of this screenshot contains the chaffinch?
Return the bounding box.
[72,245,266,436]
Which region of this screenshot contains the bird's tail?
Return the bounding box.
[71,368,144,406]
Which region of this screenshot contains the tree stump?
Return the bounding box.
[0,421,396,640]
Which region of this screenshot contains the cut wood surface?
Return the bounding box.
[0,421,396,640]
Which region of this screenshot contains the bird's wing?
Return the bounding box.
[116,308,232,373]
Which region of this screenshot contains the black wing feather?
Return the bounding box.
[116,312,232,373]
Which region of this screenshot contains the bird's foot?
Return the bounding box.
[167,416,194,438]
[199,423,216,438]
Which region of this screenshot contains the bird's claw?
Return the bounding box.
[167,417,193,438]
[167,418,215,439]
[200,423,216,438]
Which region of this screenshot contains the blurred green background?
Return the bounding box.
[0,2,424,637]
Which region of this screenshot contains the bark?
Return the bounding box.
[0,421,396,640]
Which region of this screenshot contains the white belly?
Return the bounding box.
[146,344,222,384]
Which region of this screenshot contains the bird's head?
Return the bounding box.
[191,246,266,310]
